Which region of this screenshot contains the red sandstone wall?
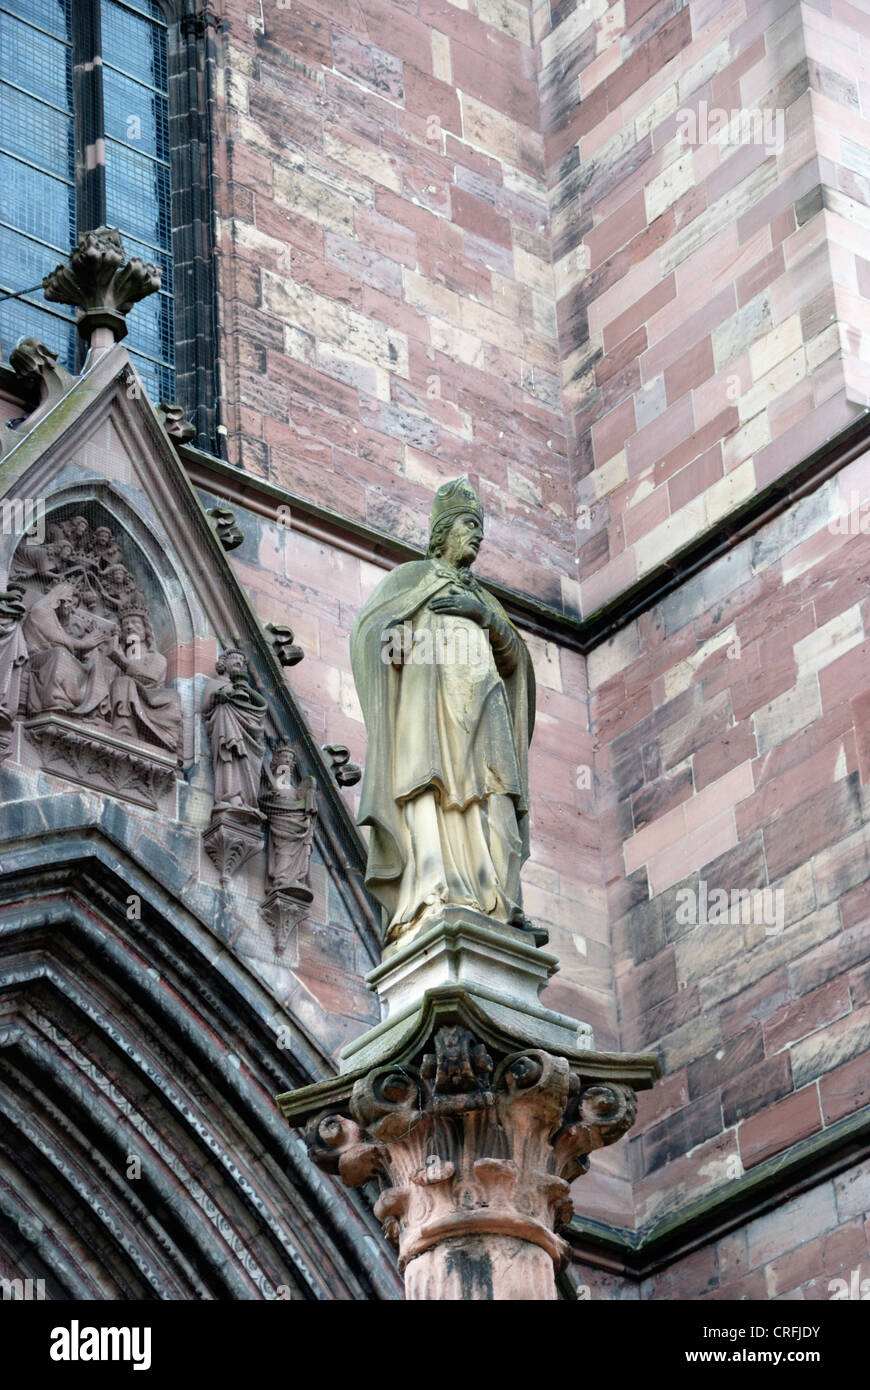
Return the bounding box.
[593,447,870,1234]
[214,0,580,610]
[570,1155,870,1297]
[544,0,869,615]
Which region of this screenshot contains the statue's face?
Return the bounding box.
[71,518,88,538]
[443,513,483,568]
[122,616,146,640]
[94,528,112,544]
[223,652,246,677]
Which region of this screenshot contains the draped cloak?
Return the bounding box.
[350,559,535,929]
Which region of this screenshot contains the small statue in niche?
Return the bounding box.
[261,744,317,901]
[203,647,267,814]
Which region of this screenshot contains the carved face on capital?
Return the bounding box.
[443,512,483,569]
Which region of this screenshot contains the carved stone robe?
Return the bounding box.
[203,674,266,813]
[351,558,535,937]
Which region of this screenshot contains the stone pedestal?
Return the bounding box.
[277,913,659,1301]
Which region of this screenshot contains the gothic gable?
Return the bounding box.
[0,345,381,1063]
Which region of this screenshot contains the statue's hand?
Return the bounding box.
[429,588,487,624]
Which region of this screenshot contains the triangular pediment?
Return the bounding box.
[0,345,381,1063]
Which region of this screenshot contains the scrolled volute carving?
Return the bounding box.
[293,1031,643,1283]
[553,1079,638,1183]
[305,1112,386,1186]
[350,1064,423,1142]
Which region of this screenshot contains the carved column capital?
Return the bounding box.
[303,1025,639,1298]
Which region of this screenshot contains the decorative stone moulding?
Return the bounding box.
[158,401,197,445]
[261,889,307,961]
[203,807,265,888]
[322,743,362,787]
[279,982,658,1301]
[265,622,304,667]
[43,226,161,345]
[23,715,177,811]
[207,506,244,552]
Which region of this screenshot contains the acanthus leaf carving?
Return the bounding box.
[304,1027,641,1280]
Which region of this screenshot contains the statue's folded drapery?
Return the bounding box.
[351,558,535,934]
[204,675,266,811]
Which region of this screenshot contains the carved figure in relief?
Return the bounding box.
[261,744,317,898]
[0,583,28,730]
[203,648,267,813]
[22,583,115,714]
[9,515,181,757]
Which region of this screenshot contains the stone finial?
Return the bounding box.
[158,401,196,445]
[43,226,161,347]
[207,506,244,552]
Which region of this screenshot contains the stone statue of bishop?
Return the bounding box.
[351,478,541,947]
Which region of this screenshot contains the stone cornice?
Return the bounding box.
[560,1105,870,1285]
[181,410,870,656]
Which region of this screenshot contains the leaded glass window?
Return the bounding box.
[0,0,174,401]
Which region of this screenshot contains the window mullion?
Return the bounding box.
[72,0,106,237]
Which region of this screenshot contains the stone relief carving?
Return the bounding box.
[5,511,182,805]
[11,520,180,755]
[0,583,27,758]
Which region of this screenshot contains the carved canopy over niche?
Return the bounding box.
[7,501,182,808]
